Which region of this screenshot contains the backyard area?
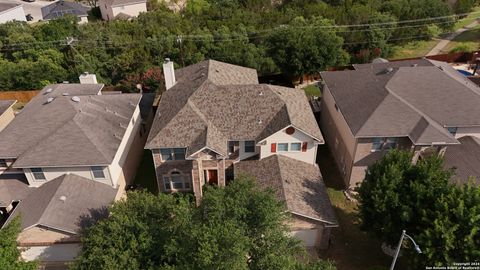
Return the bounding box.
[316,145,405,270]
[440,26,480,54]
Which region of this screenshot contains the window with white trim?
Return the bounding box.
[163,171,191,190]
[290,143,301,151]
[447,127,457,136]
[244,141,255,153]
[277,143,289,152]
[160,148,186,161]
[91,166,106,179]
[371,137,398,152]
[31,168,46,181]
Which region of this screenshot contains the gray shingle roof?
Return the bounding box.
[5,173,116,233]
[0,3,20,13]
[146,60,323,155]
[0,175,32,207]
[0,84,141,167]
[235,155,337,225]
[444,136,480,186]
[321,59,480,145]
[41,0,88,20]
[0,100,15,116]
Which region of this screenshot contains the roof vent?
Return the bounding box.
[63,81,69,84]
[46,88,53,93]
[59,195,67,202]
[71,96,80,102]
[46,97,55,103]
[384,67,394,74]
[62,92,69,96]
[259,91,263,96]
[257,118,262,124]
[412,64,418,67]
[438,66,444,71]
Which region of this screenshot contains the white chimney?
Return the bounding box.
[79,72,98,84]
[163,58,176,90]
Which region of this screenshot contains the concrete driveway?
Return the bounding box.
[0,0,51,22]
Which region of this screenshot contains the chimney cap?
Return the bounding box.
[165,58,171,63]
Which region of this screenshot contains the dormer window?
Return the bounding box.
[244,141,255,153]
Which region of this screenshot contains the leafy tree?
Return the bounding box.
[358,150,480,268]
[72,177,335,270]
[266,16,349,80]
[0,217,38,270]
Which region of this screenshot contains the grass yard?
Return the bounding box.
[440,26,480,54]
[390,39,439,60]
[316,145,404,270]
[453,7,480,31]
[303,84,322,98]
[133,150,159,194]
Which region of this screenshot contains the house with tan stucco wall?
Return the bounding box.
[98,0,147,21]
[320,58,480,188]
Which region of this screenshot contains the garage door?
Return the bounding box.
[290,229,319,247]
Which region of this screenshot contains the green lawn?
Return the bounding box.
[453,7,480,31]
[390,40,439,60]
[133,150,159,194]
[303,84,321,98]
[441,26,480,53]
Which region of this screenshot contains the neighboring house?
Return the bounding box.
[2,174,116,264]
[0,83,143,194]
[0,100,16,132]
[0,3,26,24]
[98,0,147,21]
[145,59,336,248]
[235,155,337,249]
[320,58,480,187]
[41,0,88,23]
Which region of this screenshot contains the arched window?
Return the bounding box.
[163,170,191,191]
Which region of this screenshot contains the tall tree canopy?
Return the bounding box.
[358,150,480,268]
[72,177,336,270]
[0,217,38,270]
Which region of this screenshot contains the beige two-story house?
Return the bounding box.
[320,58,480,188]
[145,59,337,248]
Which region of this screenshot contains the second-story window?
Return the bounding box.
[277,143,289,152]
[160,148,186,161]
[371,137,398,152]
[31,168,46,181]
[244,141,255,153]
[91,166,106,179]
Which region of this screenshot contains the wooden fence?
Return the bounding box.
[0,91,40,103]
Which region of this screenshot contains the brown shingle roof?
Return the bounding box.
[444,136,480,186]
[321,59,480,145]
[0,84,141,167]
[4,174,117,233]
[146,60,323,155]
[234,155,337,225]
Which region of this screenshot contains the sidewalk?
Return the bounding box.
[427,19,479,56]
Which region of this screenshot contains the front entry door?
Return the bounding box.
[207,170,218,185]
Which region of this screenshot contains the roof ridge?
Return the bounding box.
[72,116,114,163]
[273,155,289,204]
[265,84,293,125]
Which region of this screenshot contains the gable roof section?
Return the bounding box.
[5,174,117,234]
[0,175,32,207]
[234,155,337,225]
[0,84,141,167]
[444,136,480,186]
[146,60,323,155]
[321,59,480,145]
[41,0,87,20]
